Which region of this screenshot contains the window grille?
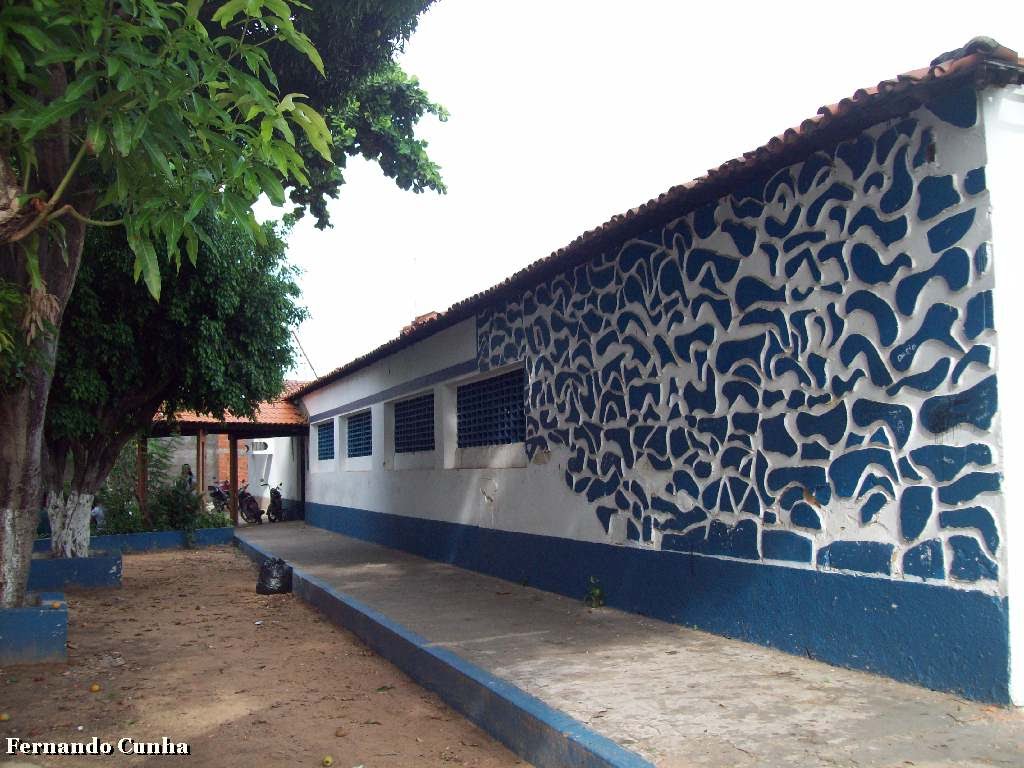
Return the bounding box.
[316,421,334,461]
[347,410,373,458]
[394,393,435,454]
[457,368,526,448]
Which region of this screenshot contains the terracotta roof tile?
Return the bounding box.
[157,381,309,429]
[289,37,1023,402]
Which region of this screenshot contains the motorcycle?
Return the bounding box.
[264,481,284,523]
[207,481,229,513]
[237,482,262,524]
[208,481,262,524]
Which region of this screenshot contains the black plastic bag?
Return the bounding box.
[256,557,292,594]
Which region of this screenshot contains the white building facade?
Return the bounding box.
[266,42,1024,704]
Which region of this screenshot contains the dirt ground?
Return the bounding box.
[0,547,525,767]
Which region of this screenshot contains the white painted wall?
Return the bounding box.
[261,435,303,507]
[983,83,1024,706]
[279,86,1019,700]
[298,318,608,542]
[295,97,1013,568]
[301,320,477,422]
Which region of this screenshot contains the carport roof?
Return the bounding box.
[151,381,308,437]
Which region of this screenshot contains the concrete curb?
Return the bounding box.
[235,535,653,768]
[0,592,67,665]
[28,551,122,590]
[34,527,235,554]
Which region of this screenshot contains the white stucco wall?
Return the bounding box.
[301,321,476,422]
[280,82,1019,701]
[297,318,608,543]
[260,435,303,506]
[983,83,1024,705]
[296,91,1013,581]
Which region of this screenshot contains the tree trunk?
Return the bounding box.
[0,224,87,605]
[0,361,51,607]
[1,504,38,608]
[43,433,135,560]
[47,489,93,558]
[0,64,93,605]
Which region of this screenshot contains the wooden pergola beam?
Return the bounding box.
[149,422,307,439]
[136,438,149,525]
[195,429,207,504]
[228,434,239,525]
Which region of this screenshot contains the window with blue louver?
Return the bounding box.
[457,369,525,448]
[394,393,435,454]
[347,410,372,458]
[316,421,334,461]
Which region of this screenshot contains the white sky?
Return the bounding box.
[259,0,1020,381]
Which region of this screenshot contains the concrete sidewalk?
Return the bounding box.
[237,523,1023,768]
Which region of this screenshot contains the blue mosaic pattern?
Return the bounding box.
[316,421,335,461]
[477,90,1002,587]
[394,393,435,454]
[347,410,372,458]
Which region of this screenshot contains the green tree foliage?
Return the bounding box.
[46,214,306,504]
[0,0,443,604]
[0,0,332,300]
[1,0,329,603]
[261,1,448,227]
[97,437,177,531]
[95,437,228,535]
[0,0,443,314]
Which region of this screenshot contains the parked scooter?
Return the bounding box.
[207,481,229,514]
[205,480,262,523]
[264,481,284,522]
[237,483,262,524]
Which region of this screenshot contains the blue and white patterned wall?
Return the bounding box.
[477,87,1003,592]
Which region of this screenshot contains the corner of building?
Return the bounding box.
[981,81,1024,706]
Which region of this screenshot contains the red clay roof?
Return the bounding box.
[156,381,308,431]
[289,38,1024,403]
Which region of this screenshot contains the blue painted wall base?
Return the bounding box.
[28,552,122,590]
[306,502,1010,704]
[33,526,235,554]
[280,498,304,521]
[237,537,653,768]
[0,592,68,665]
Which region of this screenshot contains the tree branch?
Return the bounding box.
[50,205,123,228]
[9,143,89,244]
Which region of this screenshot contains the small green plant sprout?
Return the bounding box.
[584,576,605,608]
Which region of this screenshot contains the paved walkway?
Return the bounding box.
[238,523,1024,768]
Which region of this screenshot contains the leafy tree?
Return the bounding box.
[227,1,448,227]
[0,0,443,605]
[92,436,178,535]
[44,215,306,557]
[0,0,325,606]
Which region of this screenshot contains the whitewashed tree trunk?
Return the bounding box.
[48,490,93,558]
[1,507,36,606]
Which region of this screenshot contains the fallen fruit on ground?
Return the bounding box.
[89,683,101,693]
[0,713,10,721]
[51,601,62,609]
[321,756,333,766]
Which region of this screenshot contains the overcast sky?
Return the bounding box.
[260,1,1020,381]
